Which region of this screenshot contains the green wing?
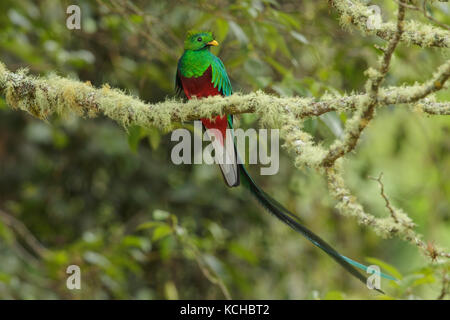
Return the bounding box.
[211,56,232,97]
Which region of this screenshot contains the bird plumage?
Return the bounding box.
[177,32,238,186]
[176,31,395,290]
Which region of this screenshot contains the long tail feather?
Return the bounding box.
[239,165,394,291]
[341,256,396,281]
[227,116,395,289]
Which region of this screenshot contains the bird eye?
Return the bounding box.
[197,37,202,42]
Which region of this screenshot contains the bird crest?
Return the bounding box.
[186,30,214,39]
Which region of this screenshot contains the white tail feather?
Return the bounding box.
[205,128,239,187]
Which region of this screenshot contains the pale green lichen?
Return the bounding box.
[325,160,438,257]
[280,113,327,169]
[331,0,450,48]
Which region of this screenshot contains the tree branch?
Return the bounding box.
[322,1,407,167]
[0,61,447,133]
[326,162,449,259]
[330,0,450,47]
[368,172,399,223]
[0,209,50,259]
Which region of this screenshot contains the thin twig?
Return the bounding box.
[368,173,398,223]
[436,270,449,299]
[395,0,450,31]
[330,0,449,47]
[422,0,450,31]
[174,229,232,300]
[0,209,50,258]
[321,0,407,167]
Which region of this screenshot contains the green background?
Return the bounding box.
[0,0,449,299]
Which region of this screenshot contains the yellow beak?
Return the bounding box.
[207,40,219,46]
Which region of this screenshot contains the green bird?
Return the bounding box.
[175,31,395,290]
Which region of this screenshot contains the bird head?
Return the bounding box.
[184,31,218,51]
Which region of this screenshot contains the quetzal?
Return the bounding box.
[175,31,395,290]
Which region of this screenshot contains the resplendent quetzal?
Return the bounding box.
[175,31,395,290]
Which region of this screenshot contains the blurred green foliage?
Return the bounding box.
[0,0,449,299]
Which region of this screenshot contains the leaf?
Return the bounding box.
[46,250,69,266]
[303,118,318,135]
[146,127,161,150]
[52,129,68,149]
[274,35,292,59]
[136,221,166,230]
[122,235,151,252]
[8,9,31,29]
[84,251,111,268]
[264,56,291,77]
[365,257,403,280]
[164,281,179,300]
[152,225,173,241]
[203,254,225,277]
[215,18,229,43]
[0,220,14,244]
[129,14,143,24]
[320,113,344,138]
[276,12,301,29]
[153,209,170,220]
[229,242,258,265]
[290,31,309,44]
[228,20,248,44]
[411,273,435,287]
[127,125,144,152]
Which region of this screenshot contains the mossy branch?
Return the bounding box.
[330,0,450,48]
[322,1,407,167]
[0,61,447,132]
[326,162,449,260]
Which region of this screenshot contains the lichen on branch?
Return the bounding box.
[330,0,450,48]
[0,61,447,131]
[322,1,407,167]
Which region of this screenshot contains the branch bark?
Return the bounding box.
[0,61,448,132]
[322,2,407,167]
[330,0,450,48]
